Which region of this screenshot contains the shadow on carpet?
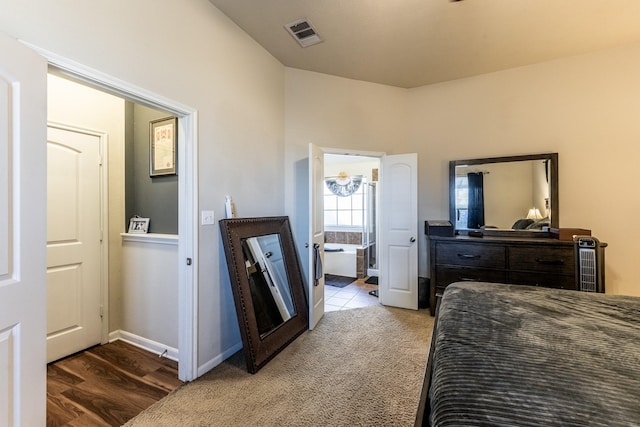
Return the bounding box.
[324,274,356,288]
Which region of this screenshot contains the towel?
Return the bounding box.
[313,243,323,286]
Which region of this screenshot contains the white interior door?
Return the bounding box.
[308,143,325,329]
[46,125,103,362]
[0,34,48,426]
[379,153,418,309]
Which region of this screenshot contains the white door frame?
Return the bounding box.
[31,45,200,381]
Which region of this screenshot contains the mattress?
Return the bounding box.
[430,282,640,427]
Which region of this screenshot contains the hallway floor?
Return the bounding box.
[47,340,181,426]
[324,278,379,312]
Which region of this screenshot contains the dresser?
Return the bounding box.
[428,235,603,315]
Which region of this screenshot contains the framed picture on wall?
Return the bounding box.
[150,116,177,176]
[128,217,150,233]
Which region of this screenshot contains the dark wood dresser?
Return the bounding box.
[428,235,597,315]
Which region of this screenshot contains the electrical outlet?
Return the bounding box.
[201,210,215,225]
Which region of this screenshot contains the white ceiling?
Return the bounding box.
[208,0,640,88]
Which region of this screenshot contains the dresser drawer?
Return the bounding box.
[435,242,505,268]
[435,266,507,288]
[508,246,575,275]
[509,272,577,290]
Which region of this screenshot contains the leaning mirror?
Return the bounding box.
[219,216,309,374]
[450,153,558,233]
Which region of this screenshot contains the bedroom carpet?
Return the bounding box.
[124,305,434,426]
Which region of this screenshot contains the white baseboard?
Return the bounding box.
[108,331,242,378]
[197,341,243,377]
[108,330,179,362]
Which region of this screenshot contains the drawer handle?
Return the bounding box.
[460,277,477,281]
[536,258,564,265]
[458,254,480,259]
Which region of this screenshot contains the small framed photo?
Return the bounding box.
[150,116,177,177]
[128,217,150,234]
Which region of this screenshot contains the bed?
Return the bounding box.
[415,282,640,426]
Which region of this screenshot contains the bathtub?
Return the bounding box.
[324,243,359,277]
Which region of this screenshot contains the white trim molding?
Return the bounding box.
[109,330,179,362]
[197,341,243,378]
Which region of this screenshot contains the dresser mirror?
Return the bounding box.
[450,153,558,232]
[219,216,308,373]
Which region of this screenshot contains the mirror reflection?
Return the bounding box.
[220,216,309,374]
[450,153,558,231]
[241,234,295,338]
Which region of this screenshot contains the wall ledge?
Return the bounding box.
[120,232,179,245]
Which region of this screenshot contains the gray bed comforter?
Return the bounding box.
[430,282,640,426]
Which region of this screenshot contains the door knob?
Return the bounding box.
[410,237,416,243]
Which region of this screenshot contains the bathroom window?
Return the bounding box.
[324,183,365,228]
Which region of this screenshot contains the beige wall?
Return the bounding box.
[2,0,286,370]
[120,238,178,349]
[408,43,640,296]
[47,74,126,331]
[284,68,409,278]
[285,44,640,297]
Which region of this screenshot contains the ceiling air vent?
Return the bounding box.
[284,19,322,47]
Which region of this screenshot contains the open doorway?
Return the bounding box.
[47,72,181,359]
[308,145,418,327]
[43,57,199,384]
[46,72,189,423]
[322,153,381,312]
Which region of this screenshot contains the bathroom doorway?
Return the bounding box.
[323,153,380,311]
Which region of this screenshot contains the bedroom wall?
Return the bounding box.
[407,42,640,297]
[1,0,286,371]
[284,68,408,279]
[284,44,640,297]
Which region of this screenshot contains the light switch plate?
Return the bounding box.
[201,210,215,225]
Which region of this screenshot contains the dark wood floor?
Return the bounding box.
[47,340,182,426]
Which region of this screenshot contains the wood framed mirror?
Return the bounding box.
[219,216,309,374]
[450,153,559,234]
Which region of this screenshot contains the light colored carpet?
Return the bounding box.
[125,305,434,426]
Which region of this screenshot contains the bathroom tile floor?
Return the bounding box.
[324,278,379,312]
